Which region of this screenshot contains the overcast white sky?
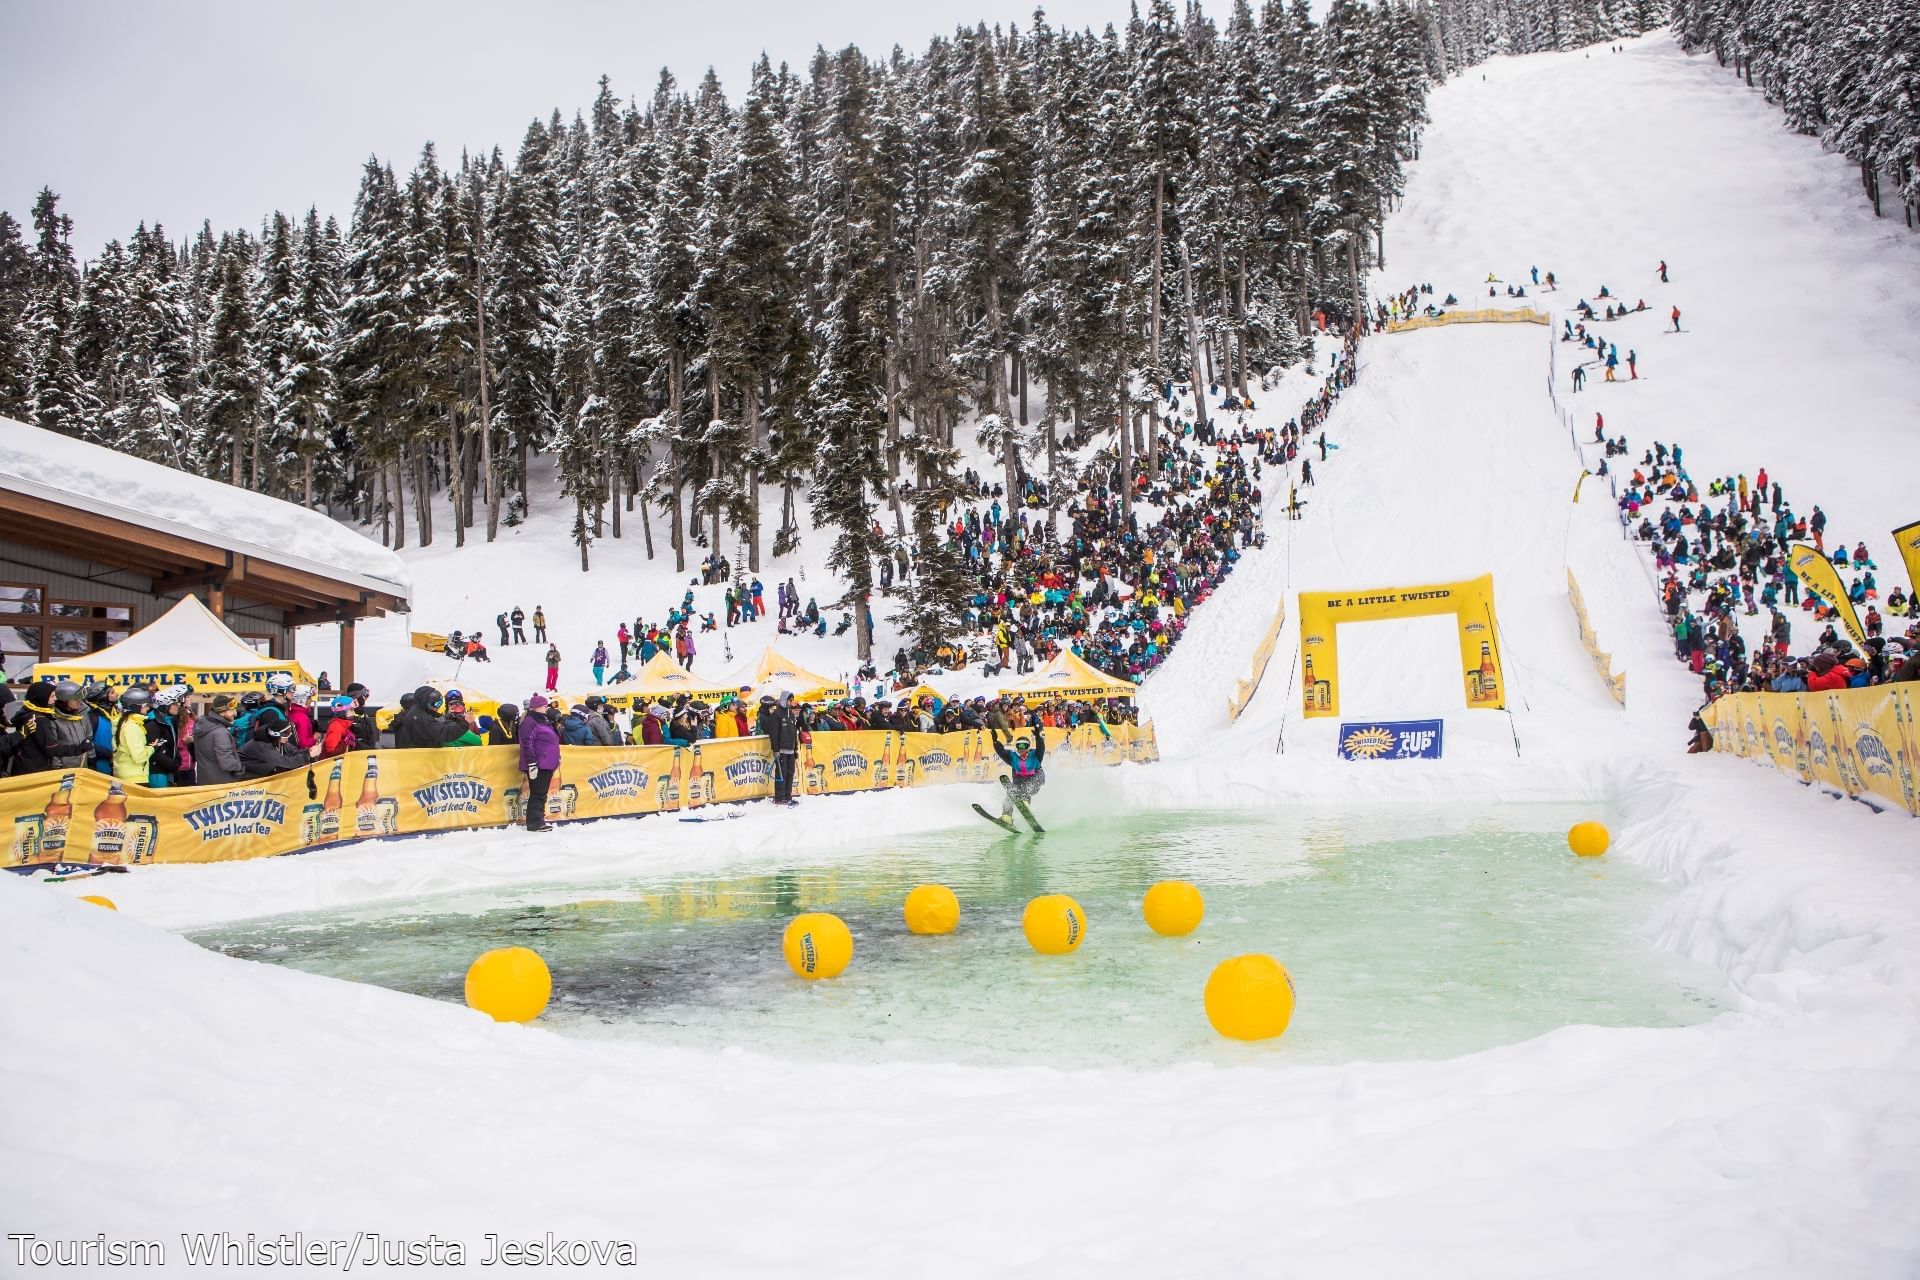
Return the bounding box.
[2,0,1134,260]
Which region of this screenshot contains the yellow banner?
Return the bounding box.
[1788,542,1869,649]
[1229,598,1288,722]
[409,631,449,653]
[3,724,1157,871]
[1705,685,1919,817]
[1381,307,1549,334]
[1566,570,1626,705]
[1893,519,1920,596]
[1296,574,1505,719]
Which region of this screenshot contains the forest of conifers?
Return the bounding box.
[0,0,1663,611]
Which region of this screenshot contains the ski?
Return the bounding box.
[971,803,1020,834]
[1012,797,1046,833]
[998,777,1046,832]
[38,863,130,883]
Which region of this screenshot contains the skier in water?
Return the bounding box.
[989,727,1047,830]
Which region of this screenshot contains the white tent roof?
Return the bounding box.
[34,594,306,691]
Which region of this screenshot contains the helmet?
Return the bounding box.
[291,683,314,700]
[331,695,357,710]
[445,688,464,703]
[239,692,267,712]
[81,681,114,706]
[118,688,152,712]
[265,673,295,695]
[52,679,83,703]
[153,684,189,708]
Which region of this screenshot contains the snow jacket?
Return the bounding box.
[288,703,316,750]
[8,697,93,775]
[111,712,153,785]
[320,715,358,759]
[519,716,561,772]
[144,712,183,786]
[240,736,308,779]
[192,713,245,785]
[756,703,799,753]
[394,687,471,749]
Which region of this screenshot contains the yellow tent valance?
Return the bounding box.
[999,649,1137,703]
[727,646,849,702]
[34,594,307,695]
[592,651,741,708]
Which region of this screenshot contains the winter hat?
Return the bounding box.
[525,695,550,712]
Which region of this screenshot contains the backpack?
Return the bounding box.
[231,709,262,748]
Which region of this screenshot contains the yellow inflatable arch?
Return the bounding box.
[1297,574,1506,719]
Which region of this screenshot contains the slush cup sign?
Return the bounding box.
[1337,720,1445,760]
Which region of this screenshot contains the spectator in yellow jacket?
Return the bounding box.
[111,688,154,785]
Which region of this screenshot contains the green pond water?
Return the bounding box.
[190,804,1727,1068]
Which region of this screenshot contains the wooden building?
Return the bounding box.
[0,421,409,686]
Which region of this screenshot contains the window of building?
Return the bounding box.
[0,583,136,663]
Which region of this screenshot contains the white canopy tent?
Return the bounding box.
[33,594,308,694]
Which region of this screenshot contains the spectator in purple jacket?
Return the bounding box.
[518,695,562,832]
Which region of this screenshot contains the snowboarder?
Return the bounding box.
[1627,349,1638,379]
[1658,260,1668,284]
[591,642,609,686]
[533,606,548,643]
[497,612,510,647]
[1670,305,1681,332]
[544,644,561,692]
[510,606,526,644]
[1572,364,1586,392]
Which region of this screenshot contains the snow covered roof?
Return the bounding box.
[0,418,410,602]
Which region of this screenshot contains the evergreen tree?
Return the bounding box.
[23,188,90,436]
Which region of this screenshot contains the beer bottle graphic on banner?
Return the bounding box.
[660,749,682,809]
[41,773,77,860]
[873,732,892,788]
[803,737,825,796]
[688,742,713,807]
[1476,641,1499,704]
[893,730,914,788]
[1303,653,1331,712]
[92,780,129,863]
[356,755,382,836]
[318,761,344,841]
[548,758,576,819]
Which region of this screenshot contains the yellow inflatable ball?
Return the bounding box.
[464,946,552,1023]
[1204,954,1296,1042]
[78,895,117,911]
[1022,894,1087,955]
[783,912,855,979]
[1142,880,1205,936]
[1568,821,1611,858]
[903,884,961,935]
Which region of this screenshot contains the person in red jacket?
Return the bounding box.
[1805,652,1851,691]
[319,697,360,758]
